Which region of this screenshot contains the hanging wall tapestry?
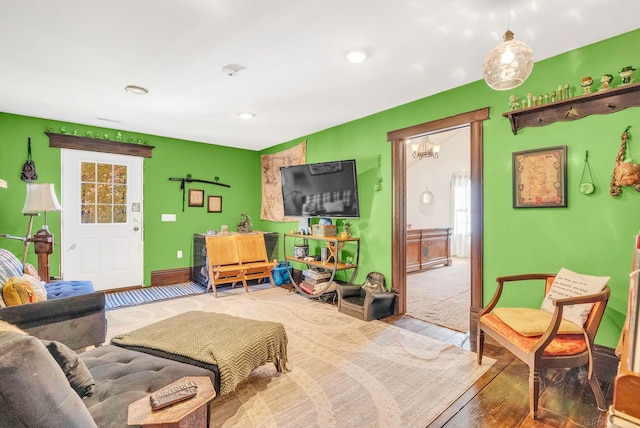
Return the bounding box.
[261,141,306,222]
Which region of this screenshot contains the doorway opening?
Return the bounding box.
[387,107,489,350]
[405,126,470,333]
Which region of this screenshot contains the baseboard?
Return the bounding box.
[150,267,192,286]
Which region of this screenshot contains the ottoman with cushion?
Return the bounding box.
[45,280,95,299]
[112,310,289,395]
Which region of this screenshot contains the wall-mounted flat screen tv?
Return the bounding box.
[280,159,360,218]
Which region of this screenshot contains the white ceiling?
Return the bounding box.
[1,1,638,151]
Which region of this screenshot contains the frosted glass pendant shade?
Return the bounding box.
[483,30,534,91]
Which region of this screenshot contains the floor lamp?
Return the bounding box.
[22,183,62,281]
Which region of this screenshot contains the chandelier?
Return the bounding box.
[410,136,440,160]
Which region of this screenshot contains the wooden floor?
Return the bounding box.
[384,315,617,428]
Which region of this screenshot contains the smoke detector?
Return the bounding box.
[221,65,240,77]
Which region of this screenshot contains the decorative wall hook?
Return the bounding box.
[610,126,640,196]
[579,150,595,195]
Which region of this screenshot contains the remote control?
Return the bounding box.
[149,381,198,410]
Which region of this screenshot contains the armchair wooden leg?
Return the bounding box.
[588,374,606,411]
[530,369,541,419]
[477,329,484,365]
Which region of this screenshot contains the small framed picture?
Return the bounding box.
[513,145,567,208]
[188,189,205,207]
[208,195,222,213]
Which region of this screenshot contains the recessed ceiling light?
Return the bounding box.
[125,85,149,95]
[238,112,255,120]
[346,48,369,64]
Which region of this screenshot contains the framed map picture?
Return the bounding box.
[513,146,567,208]
[188,189,204,207]
[207,195,222,213]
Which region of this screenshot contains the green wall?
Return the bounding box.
[258,29,640,348]
[1,29,639,348]
[0,115,261,285]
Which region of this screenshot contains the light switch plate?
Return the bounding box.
[161,214,176,222]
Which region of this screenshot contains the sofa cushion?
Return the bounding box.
[80,345,216,428]
[2,275,47,306]
[0,331,97,427]
[0,320,27,334]
[0,249,24,308]
[41,339,95,398]
[23,262,40,281]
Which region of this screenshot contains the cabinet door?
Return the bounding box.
[406,230,421,272]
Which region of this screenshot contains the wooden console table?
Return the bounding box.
[128,376,215,428]
[406,227,452,273]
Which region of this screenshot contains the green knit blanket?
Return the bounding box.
[111,311,288,395]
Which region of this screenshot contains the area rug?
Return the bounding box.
[107,287,493,427]
[105,281,206,310]
[105,281,273,310]
[407,257,470,332]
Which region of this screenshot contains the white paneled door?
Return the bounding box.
[61,150,143,290]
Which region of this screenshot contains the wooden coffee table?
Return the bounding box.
[128,376,216,428]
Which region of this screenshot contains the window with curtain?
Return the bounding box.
[450,172,471,257]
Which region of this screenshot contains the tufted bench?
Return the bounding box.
[45,280,95,299]
[80,345,216,427]
[0,332,217,428]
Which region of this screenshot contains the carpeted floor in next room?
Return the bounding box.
[106,286,494,428]
[406,257,470,333]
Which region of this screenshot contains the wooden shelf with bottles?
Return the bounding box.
[283,233,360,298]
[502,82,640,135]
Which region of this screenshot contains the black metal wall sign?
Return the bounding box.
[168,174,231,211]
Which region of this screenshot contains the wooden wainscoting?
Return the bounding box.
[150,268,192,286]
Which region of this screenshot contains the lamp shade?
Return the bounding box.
[22,183,62,214]
[483,30,534,91]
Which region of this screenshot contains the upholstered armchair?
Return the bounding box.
[337,272,395,321]
[477,273,610,419]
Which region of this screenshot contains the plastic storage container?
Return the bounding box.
[272,262,293,286]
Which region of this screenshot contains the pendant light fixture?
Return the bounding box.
[482,2,534,91]
[410,136,440,160]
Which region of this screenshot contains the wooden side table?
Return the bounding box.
[128,376,216,428]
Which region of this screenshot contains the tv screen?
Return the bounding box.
[280,159,360,218]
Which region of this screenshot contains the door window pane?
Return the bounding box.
[97,205,113,223]
[80,162,128,224]
[81,205,95,224]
